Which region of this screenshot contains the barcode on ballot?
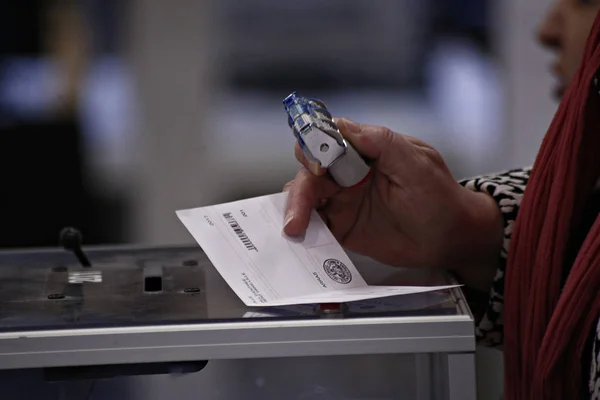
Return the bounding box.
[223,212,258,251]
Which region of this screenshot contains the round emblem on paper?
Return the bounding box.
[323,259,352,284]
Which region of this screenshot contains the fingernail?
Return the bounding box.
[284,212,294,228]
[339,118,361,135]
[309,162,321,176]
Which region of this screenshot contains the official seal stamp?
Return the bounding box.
[322,259,352,284]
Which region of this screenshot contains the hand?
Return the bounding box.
[283,118,504,277]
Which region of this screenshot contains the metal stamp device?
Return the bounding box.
[283,92,371,187]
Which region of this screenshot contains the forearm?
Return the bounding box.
[455,167,530,290]
[454,253,503,294]
[452,190,504,293]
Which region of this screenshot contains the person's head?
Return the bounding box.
[537,0,600,99]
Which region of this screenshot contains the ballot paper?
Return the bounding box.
[176,192,458,307]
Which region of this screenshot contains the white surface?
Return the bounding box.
[497,0,558,168]
[177,192,457,306]
[127,0,221,245]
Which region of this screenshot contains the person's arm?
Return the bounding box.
[455,166,531,347]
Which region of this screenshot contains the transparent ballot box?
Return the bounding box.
[0,245,476,400]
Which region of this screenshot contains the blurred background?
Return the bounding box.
[0,0,560,398]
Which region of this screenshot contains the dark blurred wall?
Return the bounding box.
[0,0,44,56]
[0,0,126,248]
[433,0,491,51]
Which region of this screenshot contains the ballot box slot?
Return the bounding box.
[144,276,163,292]
[143,264,163,293]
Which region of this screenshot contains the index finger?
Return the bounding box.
[283,168,340,236]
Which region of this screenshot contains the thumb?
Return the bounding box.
[335,118,421,178]
[335,117,395,161]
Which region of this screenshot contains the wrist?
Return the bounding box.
[444,188,504,292]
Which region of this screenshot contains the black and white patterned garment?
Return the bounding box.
[458,167,600,398]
